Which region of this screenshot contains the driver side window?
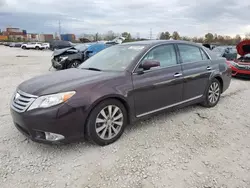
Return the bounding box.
[141,44,177,68]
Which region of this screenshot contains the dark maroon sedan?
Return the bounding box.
[10,40,232,146]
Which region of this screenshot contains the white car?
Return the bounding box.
[42,43,50,49]
[21,42,45,50]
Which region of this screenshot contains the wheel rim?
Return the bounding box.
[208,82,220,104]
[71,62,79,68]
[95,105,124,140]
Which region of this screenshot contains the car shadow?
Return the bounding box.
[28,103,203,152]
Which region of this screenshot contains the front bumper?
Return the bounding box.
[231,66,250,78]
[51,59,63,70]
[10,103,87,144]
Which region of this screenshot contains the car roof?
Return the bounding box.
[119,40,201,47]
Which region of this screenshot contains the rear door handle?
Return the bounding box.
[207,66,212,71]
[174,73,182,77]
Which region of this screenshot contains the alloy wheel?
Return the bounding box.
[208,82,220,104]
[95,105,124,140]
[71,62,79,68]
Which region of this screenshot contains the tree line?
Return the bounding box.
[158,31,248,45]
[90,30,250,45]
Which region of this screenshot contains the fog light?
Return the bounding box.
[45,132,65,141]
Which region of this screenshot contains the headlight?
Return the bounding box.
[27,91,76,111]
[60,56,68,62]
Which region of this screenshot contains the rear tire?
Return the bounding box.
[201,78,221,108]
[86,99,127,146]
[22,46,26,49]
[35,46,39,50]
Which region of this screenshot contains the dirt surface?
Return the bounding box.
[0,46,250,188]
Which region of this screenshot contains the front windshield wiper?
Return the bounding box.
[82,67,102,71]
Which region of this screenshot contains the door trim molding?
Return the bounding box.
[136,95,203,118]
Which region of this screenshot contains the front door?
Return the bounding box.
[177,44,212,100]
[132,44,183,117]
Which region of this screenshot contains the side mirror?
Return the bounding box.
[139,60,160,71]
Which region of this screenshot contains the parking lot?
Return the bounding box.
[0,45,250,188]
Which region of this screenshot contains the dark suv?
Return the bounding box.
[10,40,232,146]
[49,40,73,51]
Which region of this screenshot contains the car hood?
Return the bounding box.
[52,47,78,56]
[236,40,250,56]
[18,68,119,96]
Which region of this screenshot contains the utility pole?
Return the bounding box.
[150,28,152,40]
[136,32,140,39]
[59,20,61,40]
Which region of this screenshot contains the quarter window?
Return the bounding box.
[141,44,177,68]
[178,44,203,63]
[200,48,209,60]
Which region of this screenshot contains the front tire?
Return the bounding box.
[202,78,221,108]
[67,60,81,68]
[86,99,127,146]
[35,46,39,50]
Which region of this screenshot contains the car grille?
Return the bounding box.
[11,90,37,113]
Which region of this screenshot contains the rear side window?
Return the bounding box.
[178,44,203,63]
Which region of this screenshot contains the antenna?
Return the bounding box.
[150,28,152,40]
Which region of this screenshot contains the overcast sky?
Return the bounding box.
[0,0,250,38]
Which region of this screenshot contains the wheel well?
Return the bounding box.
[84,97,131,134]
[214,76,223,92]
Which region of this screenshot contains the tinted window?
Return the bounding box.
[142,44,177,68]
[178,44,203,63]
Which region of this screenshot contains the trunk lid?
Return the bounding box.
[236,40,250,56]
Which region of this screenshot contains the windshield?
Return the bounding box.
[79,44,146,71]
[74,44,91,51]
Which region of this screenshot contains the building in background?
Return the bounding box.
[3,27,27,40]
[41,34,54,42]
[60,34,76,42]
[27,33,39,41]
[26,33,54,42]
[0,35,8,41]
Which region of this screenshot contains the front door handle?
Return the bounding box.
[174,73,182,77]
[207,66,212,71]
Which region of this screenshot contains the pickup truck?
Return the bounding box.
[21,42,46,50]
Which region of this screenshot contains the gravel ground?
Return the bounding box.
[0,46,250,188]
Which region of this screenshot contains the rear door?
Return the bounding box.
[176,44,212,100]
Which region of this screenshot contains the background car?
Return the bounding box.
[42,43,50,49]
[212,46,237,60]
[227,40,250,78]
[51,42,114,70]
[10,40,231,146]
[49,40,73,51]
[9,42,25,48]
[21,42,45,50]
